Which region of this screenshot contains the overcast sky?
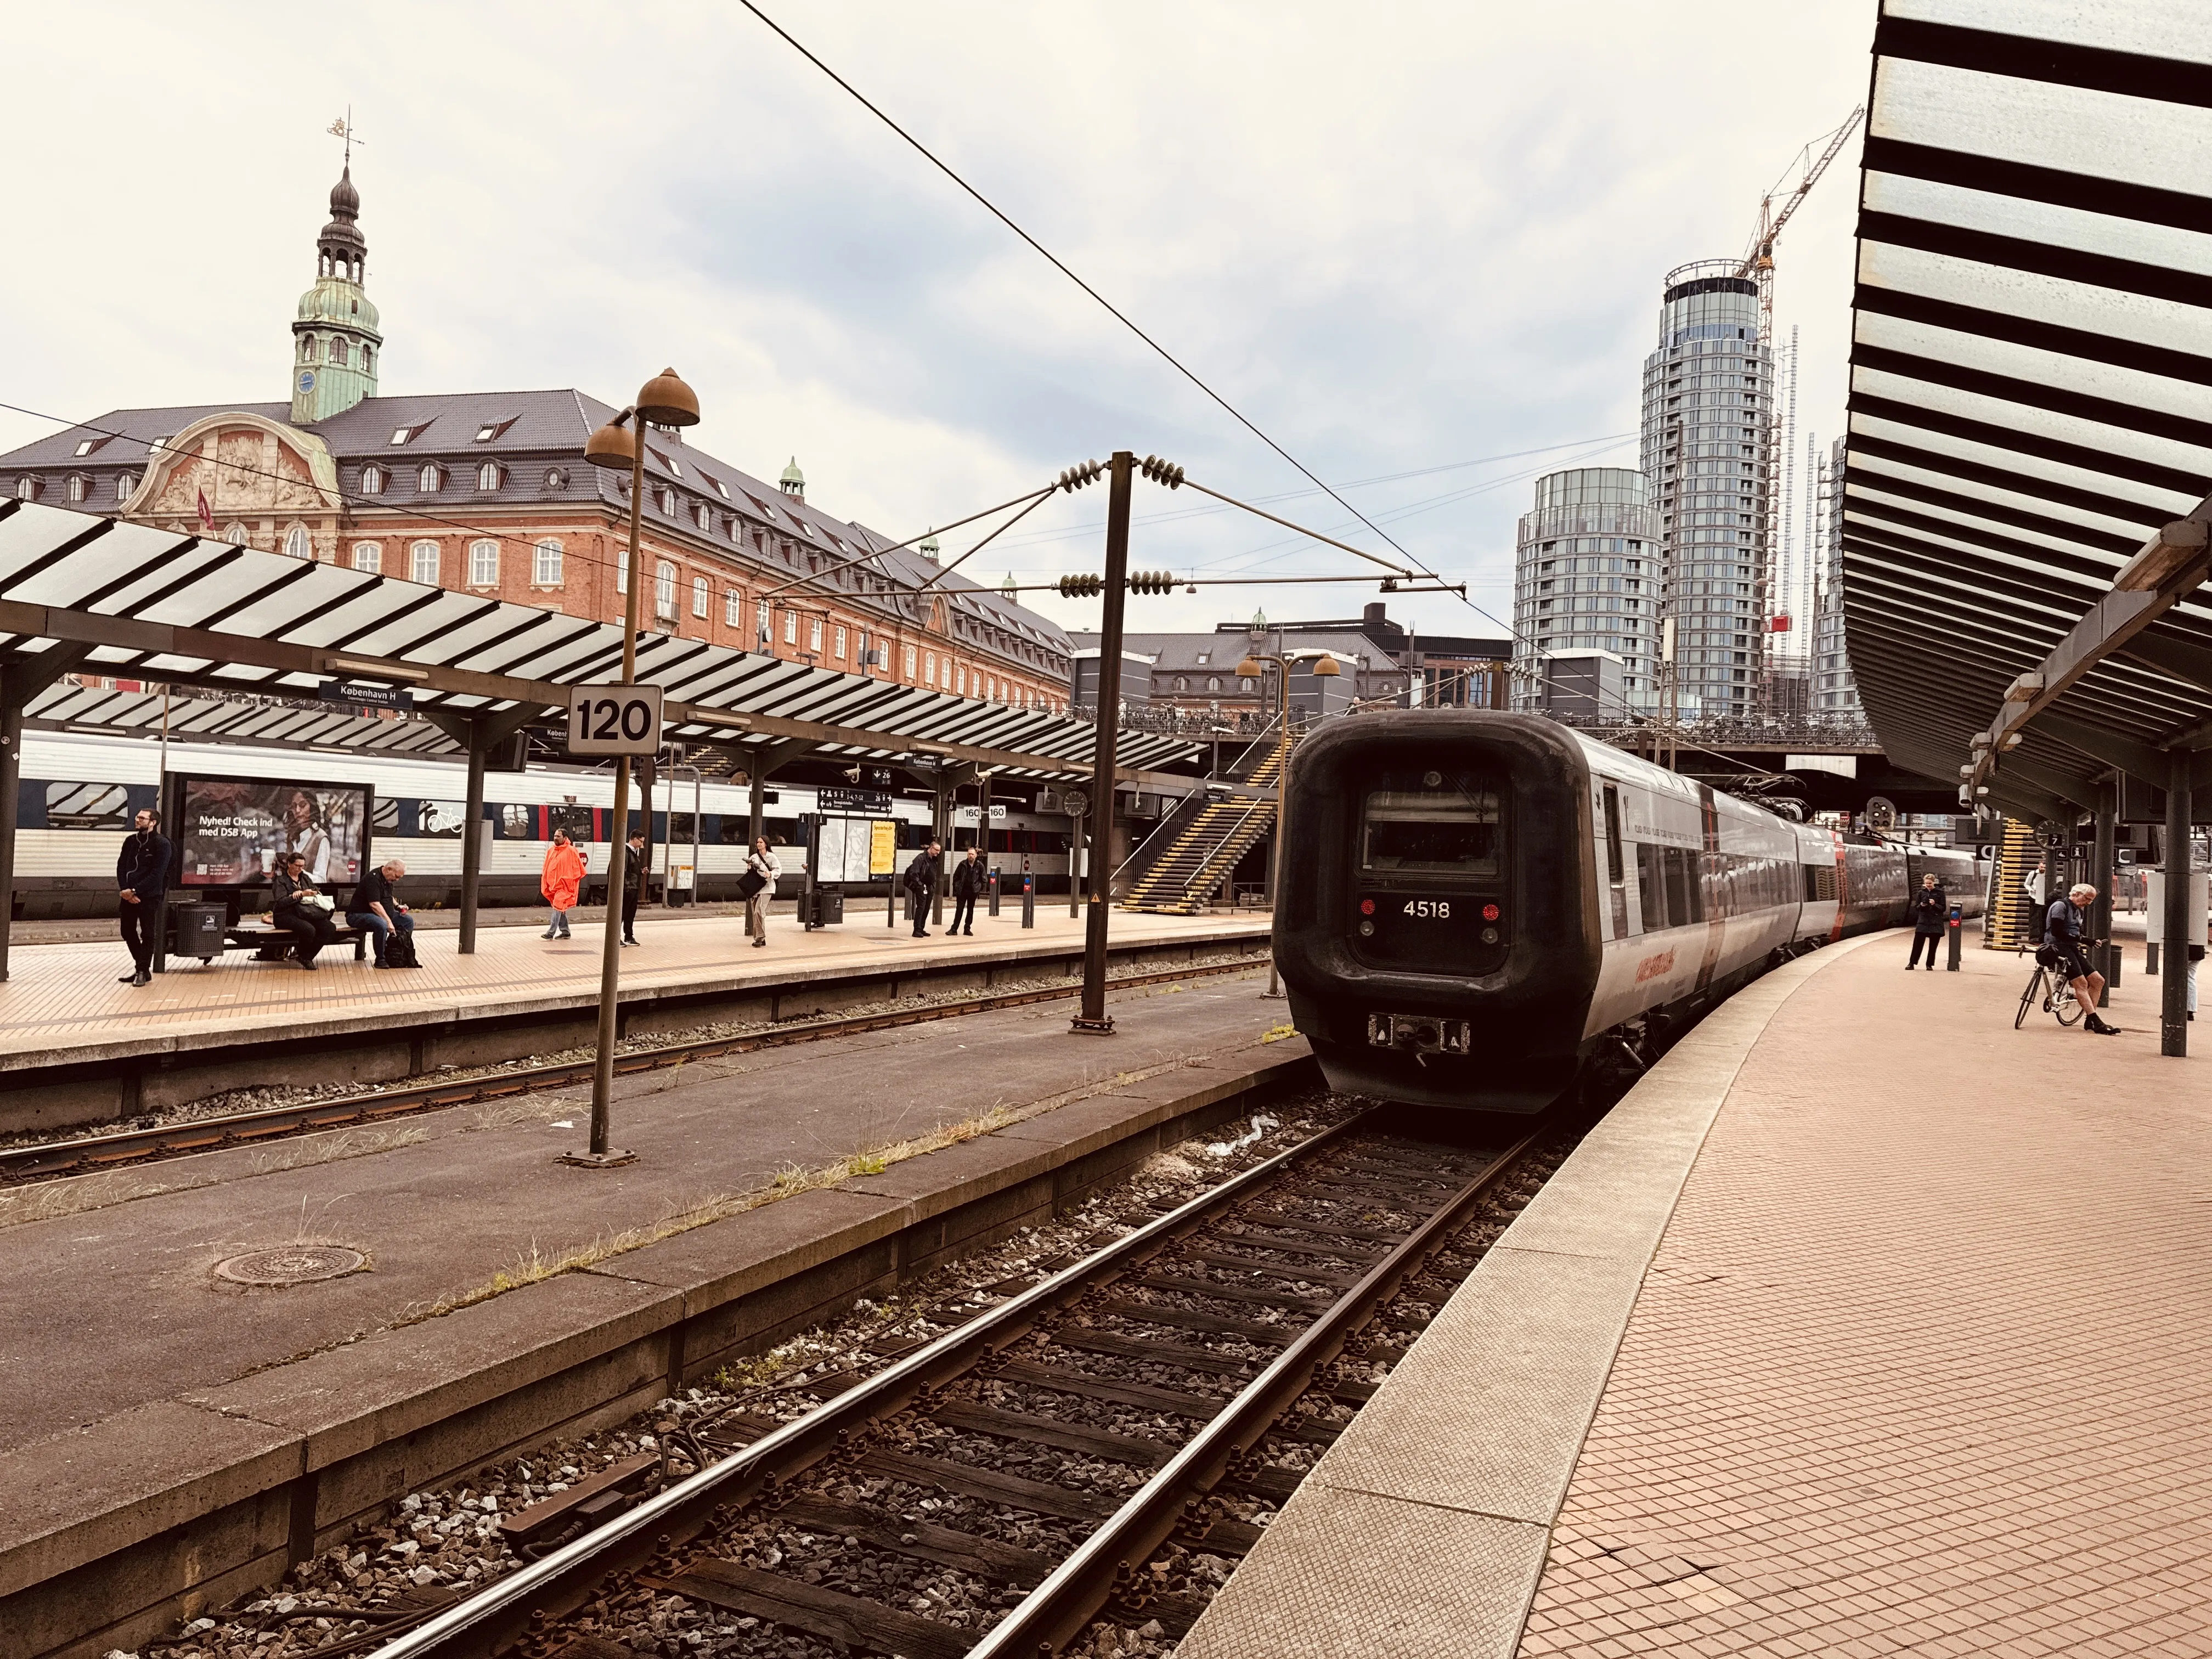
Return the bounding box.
[0,2,1875,645]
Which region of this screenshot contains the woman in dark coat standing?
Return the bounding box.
[1906,873,1948,970]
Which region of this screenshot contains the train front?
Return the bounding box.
[1273,711,1602,1112]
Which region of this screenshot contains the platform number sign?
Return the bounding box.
[565,684,664,757]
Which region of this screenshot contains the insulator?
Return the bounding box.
[1126,570,1173,595]
[1058,573,1104,597]
[1139,454,1186,489]
[1056,459,1104,493]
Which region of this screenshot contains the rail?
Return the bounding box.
[369,1114,1543,1659]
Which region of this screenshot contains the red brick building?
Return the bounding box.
[0,167,1073,710]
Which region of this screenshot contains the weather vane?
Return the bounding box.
[327,109,365,167]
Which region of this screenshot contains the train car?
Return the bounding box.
[10,730,1073,918]
[1274,711,1932,1113]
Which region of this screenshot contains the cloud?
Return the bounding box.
[0,0,1872,643]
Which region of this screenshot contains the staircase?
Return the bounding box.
[1116,736,1292,916]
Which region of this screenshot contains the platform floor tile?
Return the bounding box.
[1518,936,2212,1655]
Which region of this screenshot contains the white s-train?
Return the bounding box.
[9,730,1076,918]
[1275,712,1983,1111]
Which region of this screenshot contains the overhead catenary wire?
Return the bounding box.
[732,1,1461,595]
[755,483,1055,600]
[911,487,1060,598]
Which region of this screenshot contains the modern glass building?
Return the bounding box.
[1509,467,1660,714]
[1638,261,1774,720]
[1814,435,1863,718]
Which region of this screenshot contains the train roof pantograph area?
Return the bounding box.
[1846,2,2212,821]
[0,499,1196,781]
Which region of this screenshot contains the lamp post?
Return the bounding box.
[572,368,699,1167]
[1236,642,1340,998]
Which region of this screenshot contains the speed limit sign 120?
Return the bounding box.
[566,684,664,756]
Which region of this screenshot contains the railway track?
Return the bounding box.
[359,1110,1542,1659]
[0,955,1271,1186]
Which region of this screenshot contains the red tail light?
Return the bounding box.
[1482,902,1500,921]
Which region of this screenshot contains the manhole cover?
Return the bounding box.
[214,1245,365,1286]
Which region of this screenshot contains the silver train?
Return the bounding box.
[1275,712,1985,1113]
[11,730,1077,917]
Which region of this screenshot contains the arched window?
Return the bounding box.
[1206,676,1221,693]
[284,525,312,560]
[1239,677,1255,692]
[834,625,847,660]
[13,477,39,500]
[301,335,319,362]
[66,475,88,503]
[360,464,386,495]
[925,651,938,686]
[905,644,919,680]
[352,541,382,573]
[417,464,442,493]
[1175,676,1188,692]
[691,575,708,618]
[657,487,676,515]
[695,503,711,531]
[223,521,251,546]
[329,338,349,368]
[533,539,562,585]
[114,473,136,502]
[476,462,503,492]
[783,610,799,645]
[361,346,374,374]
[411,540,441,584]
[810,617,824,653]
[725,588,741,627]
[469,539,499,586]
[654,560,678,619]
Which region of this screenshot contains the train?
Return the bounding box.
[9,730,1081,918]
[1274,712,1986,1113]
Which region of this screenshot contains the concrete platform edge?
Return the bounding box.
[0,1045,1317,1659]
[1176,935,1889,1659]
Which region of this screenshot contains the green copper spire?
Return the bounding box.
[290,165,383,425]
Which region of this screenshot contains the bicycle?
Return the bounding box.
[2015,953,2085,1030]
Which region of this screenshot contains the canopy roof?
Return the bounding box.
[0,499,1195,782]
[1845,1,2212,821]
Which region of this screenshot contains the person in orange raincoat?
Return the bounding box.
[540,829,586,940]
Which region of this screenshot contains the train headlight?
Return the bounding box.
[1480,926,1499,944]
[1358,919,1375,936]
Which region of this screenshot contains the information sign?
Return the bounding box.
[565,684,663,757]
[820,785,892,814]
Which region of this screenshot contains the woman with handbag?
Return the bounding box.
[741,837,781,948]
[270,850,337,970]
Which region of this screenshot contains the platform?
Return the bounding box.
[0,905,1269,1132]
[0,963,1311,1658]
[1181,927,2210,1658]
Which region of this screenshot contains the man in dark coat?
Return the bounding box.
[904,839,942,938]
[950,845,986,936]
[620,831,647,947]
[116,806,170,987]
[1906,873,1948,970]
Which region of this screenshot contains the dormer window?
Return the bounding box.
[648,448,681,477]
[360,464,387,495]
[705,475,729,498]
[473,419,517,443]
[476,461,503,491]
[114,473,136,501]
[657,487,676,515]
[66,475,89,503]
[418,464,443,492]
[695,503,711,531]
[544,467,569,490]
[14,477,40,500]
[74,435,111,457]
[389,421,432,446]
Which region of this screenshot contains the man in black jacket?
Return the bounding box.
[1906,873,1947,969]
[116,807,170,987]
[904,839,941,938]
[621,831,647,947]
[950,845,986,936]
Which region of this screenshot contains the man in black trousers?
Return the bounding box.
[117,806,170,987]
[949,844,986,936]
[904,838,942,938]
[620,830,647,947]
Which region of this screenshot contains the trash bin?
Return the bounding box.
[172,904,226,960]
[808,888,844,927]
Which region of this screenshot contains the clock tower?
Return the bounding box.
[289,165,383,425]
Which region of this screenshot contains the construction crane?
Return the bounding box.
[1740,106,1864,716]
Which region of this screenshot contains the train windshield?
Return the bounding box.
[1359,782,1502,879]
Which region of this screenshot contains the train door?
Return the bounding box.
[1601,783,1627,940]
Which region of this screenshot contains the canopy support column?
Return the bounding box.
[2163,749,2192,1058]
[0,646,94,983]
[424,705,549,955]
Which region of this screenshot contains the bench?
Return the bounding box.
[207,919,373,964]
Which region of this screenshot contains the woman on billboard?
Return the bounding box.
[279,789,333,882]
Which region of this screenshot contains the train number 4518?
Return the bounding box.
[1402,900,1451,919]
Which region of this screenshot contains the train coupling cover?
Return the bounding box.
[1368,1013,1474,1056]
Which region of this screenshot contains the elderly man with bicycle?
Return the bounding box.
[2045,881,2121,1036]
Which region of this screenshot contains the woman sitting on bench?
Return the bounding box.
[270,850,338,970]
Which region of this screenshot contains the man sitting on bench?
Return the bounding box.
[347,857,414,969]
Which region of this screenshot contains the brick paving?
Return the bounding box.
[1517,936,2212,1656]
[0,904,1257,1058]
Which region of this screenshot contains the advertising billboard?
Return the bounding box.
[171,775,374,887]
